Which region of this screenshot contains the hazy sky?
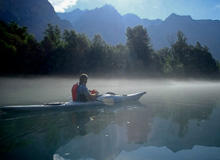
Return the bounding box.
[48,0,220,20]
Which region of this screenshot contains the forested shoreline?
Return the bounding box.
[0,21,219,79]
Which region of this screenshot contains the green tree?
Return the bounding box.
[171,31,190,76]
[41,24,63,73]
[62,30,79,73]
[76,33,91,73]
[89,35,108,73]
[171,31,219,78]
[0,21,43,74]
[126,25,153,62]
[62,30,91,74]
[41,24,62,53]
[126,25,163,76]
[172,31,188,63]
[111,44,129,75]
[156,47,174,75]
[192,43,219,77]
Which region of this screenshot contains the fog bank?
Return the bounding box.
[0,77,220,106]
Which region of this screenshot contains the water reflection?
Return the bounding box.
[1,78,220,160]
[52,103,220,160]
[115,145,220,160]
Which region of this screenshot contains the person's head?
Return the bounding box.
[79,74,88,84]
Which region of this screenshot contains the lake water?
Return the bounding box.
[0,77,220,160]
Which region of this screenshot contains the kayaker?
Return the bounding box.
[72,74,99,101]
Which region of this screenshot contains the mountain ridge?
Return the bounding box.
[0,1,219,60]
[58,4,220,60]
[72,4,125,45]
[0,0,73,40]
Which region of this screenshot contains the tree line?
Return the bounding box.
[0,20,219,78]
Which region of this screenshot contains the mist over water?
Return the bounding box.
[0,77,220,106]
[1,77,220,160]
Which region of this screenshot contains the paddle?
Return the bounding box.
[106,92,116,95]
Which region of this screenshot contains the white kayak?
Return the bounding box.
[0,92,146,112]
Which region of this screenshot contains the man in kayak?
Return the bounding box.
[72,74,99,101]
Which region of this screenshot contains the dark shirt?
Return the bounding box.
[76,84,90,101]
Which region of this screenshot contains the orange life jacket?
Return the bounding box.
[71,83,78,101]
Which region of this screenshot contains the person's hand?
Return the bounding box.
[91,89,98,95]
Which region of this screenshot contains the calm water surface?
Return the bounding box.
[0,77,220,160]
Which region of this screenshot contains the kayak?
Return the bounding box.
[0,92,146,112]
[0,92,146,120]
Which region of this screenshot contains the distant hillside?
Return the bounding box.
[58,5,220,60]
[148,13,220,60]
[58,5,162,45]
[73,5,125,45]
[0,1,219,60]
[57,8,88,24]
[123,13,162,28]
[0,0,73,40]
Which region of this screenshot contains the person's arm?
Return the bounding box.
[82,86,99,101]
[89,92,99,100]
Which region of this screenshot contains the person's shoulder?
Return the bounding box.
[79,84,88,89]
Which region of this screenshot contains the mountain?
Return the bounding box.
[58,5,220,60]
[1,1,219,60]
[57,9,88,24]
[0,0,73,40]
[148,13,220,60]
[58,5,162,45]
[73,5,125,45]
[123,13,162,28]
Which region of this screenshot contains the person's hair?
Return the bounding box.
[79,74,88,83]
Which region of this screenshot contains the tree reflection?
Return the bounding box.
[116,108,153,144]
[1,101,219,160]
[157,104,213,137]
